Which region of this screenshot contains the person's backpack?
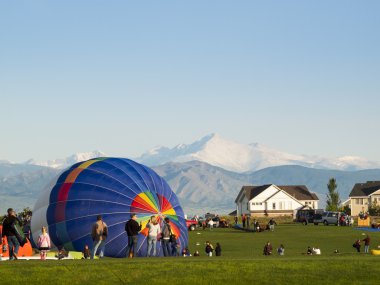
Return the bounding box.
[162,223,171,238]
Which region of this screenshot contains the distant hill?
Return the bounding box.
[0,162,60,212]
[1,160,379,215]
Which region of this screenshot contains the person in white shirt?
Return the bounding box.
[208,219,214,230]
[312,246,321,255]
[146,216,161,257]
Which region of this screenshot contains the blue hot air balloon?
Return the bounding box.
[31,158,188,257]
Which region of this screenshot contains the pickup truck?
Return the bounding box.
[186,219,198,231]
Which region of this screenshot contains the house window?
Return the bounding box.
[272,202,276,210]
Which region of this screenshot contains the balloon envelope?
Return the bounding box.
[31,157,188,257]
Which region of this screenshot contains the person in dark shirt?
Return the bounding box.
[125,214,142,258]
[82,244,91,259]
[263,242,272,255]
[362,235,371,253]
[2,208,21,260]
[215,243,222,256]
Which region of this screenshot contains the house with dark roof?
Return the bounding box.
[235,184,319,217]
[348,181,380,216]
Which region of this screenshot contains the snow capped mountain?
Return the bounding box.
[25,150,106,169]
[136,134,380,172]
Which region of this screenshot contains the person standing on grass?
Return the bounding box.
[37,226,51,260]
[125,214,142,258]
[208,219,214,230]
[215,243,222,256]
[246,215,250,229]
[2,208,21,260]
[362,235,371,253]
[91,215,108,259]
[242,214,246,228]
[146,216,161,257]
[161,217,172,257]
[268,218,277,231]
[234,216,238,225]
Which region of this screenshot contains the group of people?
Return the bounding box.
[263,242,284,255]
[236,215,277,232]
[353,234,371,253]
[0,208,52,261]
[90,214,181,259]
[306,246,321,255]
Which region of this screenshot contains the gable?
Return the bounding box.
[349,181,380,197]
[250,185,279,202]
[264,187,304,206]
[369,189,380,196]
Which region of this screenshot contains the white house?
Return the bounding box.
[235,184,319,217]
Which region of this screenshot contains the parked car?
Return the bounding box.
[313,211,343,225]
[186,219,198,231]
[296,209,324,224]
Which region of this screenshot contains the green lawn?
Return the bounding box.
[1,224,380,285]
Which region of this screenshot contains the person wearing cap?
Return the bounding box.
[2,208,21,260]
[125,214,142,258]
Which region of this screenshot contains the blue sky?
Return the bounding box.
[1,1,379,162]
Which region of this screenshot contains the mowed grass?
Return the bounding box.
[1,224,380,285]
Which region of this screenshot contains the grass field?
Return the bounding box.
[1,224,380,285]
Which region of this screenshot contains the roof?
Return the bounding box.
[234,185,272,203]
[277,185,319,201]
[228,210,237,216]
[235,184,319,203]
[349,181,380,197]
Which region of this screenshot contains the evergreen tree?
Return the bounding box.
[326,178,340,211]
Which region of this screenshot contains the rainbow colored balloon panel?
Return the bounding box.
[31,157,188,257]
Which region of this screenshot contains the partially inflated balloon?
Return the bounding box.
[31,158,188,257]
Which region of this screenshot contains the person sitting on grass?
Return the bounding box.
[307,246,313,255]
[193,250,200,257]
[182,247,191,257]
[277,244,285,255]
[56,246,69,260]
[263,242,272,255]
[82,244,91,259]
[312,246,321,255]
[205,241,214,257]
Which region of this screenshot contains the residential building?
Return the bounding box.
[235,184,319,217]
[348,181,380,216]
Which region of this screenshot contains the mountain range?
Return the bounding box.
[136,134,380,172]
[1,134,380,215]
